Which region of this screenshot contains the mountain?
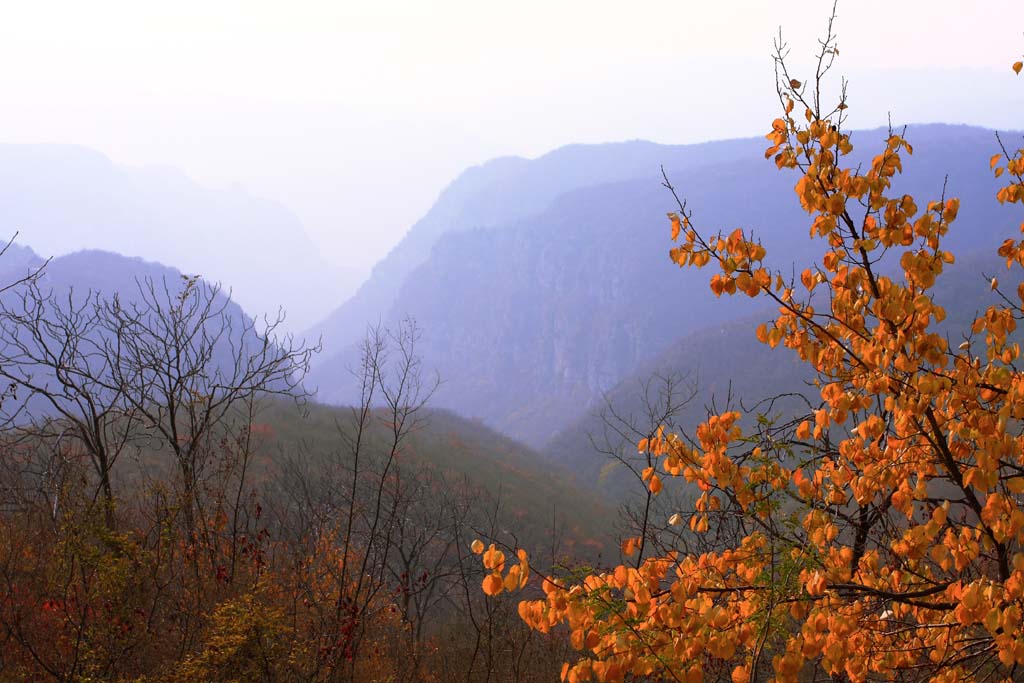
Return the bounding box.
[305,137,767,357]
[0,247,616,554]
[310,124,1021,448]
[0,144,354,330]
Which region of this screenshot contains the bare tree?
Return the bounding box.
[273,318,439,681]
[0,272,314,529]
[99,275,314,530]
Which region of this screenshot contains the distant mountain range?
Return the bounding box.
[4,124,1019,499]
[307,124,1021,450]
[0,144,357,330]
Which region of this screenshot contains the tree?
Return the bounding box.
[0,280,142,524]
[0,274,313,529]
[271,320,441,681]
[0,272,314,680]
[479,16,1024,683]
[98,275,313,532]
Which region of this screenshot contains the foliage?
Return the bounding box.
[167,592,290,683]
[480,21,1024,683]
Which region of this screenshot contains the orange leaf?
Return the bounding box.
[482,573,503,596]
[649,474,663,495]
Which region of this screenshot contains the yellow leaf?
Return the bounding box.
[943,198,960,222]
[1014,61,1023,75]
[483,545,505,571]
[669,213,681,241]
[806,570,826,596]
[992,153,1003,169]
[471,539,484,554]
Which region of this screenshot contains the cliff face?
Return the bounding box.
[305,138,765,359]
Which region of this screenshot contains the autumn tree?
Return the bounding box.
[479,17,1024,683]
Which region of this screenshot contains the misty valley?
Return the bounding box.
[1,10,1024,682]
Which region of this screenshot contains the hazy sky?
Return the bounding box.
[0,1,1021,276]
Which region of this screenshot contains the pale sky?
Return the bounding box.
[0,0,1021,276]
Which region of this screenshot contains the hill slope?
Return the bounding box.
[241,400,616,555]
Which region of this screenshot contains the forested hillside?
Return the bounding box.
[0,252,613,681]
